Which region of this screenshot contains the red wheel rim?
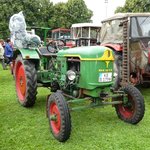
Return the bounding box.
[16,61,26,101]
[118,95,135,118]
[49,102,61,134]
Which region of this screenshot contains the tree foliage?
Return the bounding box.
[49,2,69,29]
[48,0,93,29]
[0,0,54,39]
[0,0,93,39]
[66,0,93,27]
[115,0,150,13]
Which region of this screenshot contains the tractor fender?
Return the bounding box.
[101,43,123,51]
[13,48,40,60]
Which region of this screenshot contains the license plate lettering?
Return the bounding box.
[99,72,112,82]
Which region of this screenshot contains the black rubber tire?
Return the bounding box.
[15,55,37,107]
[47,91,71,142]
[115,85,145,124]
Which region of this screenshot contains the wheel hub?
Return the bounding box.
[20,76,24,86]
[50,114,57,121]
[119,101,134,118]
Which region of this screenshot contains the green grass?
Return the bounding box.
[0,65,150,150]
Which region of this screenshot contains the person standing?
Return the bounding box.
[0,39,4,59]
[0,39,6,69]
[4,38,13,66]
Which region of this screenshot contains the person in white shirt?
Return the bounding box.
[0,39,7,69]
[0,39,4,59]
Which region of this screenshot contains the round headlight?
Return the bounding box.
[67,70,76,81]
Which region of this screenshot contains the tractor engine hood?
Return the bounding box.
[57,46,114,61]
[57,46,115,91]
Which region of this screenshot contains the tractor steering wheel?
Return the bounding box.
[55,39,65,50]
[47,39,65,53]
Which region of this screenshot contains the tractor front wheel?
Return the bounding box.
[115,85,145,124]
[47,91,71,142]
[15,55,37,107]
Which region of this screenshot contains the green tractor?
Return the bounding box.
[13,45,145,142]
[11,12,145,142]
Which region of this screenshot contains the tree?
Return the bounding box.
[66,0,93,27]
[48,2,68,29]
[0,0,54,39]
[49,0,93,29]
[115,0,150,13]
[0,0,93,39]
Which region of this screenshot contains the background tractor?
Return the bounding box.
[100,13,150,88]
[50,28,74,48]
[71,23,101,46]
[11,12,145,142]
[51,28,71,40]
[48,23,102,50]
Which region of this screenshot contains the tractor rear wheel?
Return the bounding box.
[47,91,71,142]
[15,55,37,107]
[115,85,145,124]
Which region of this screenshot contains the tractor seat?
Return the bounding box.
[38,47,57,57]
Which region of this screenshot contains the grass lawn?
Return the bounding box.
[0,65,150,150]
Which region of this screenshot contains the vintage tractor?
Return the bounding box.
[100,13,150,88]
[48,23,101,49]
[13,45,145,142]
[51,28,71,40]
[53,23,101,49]
[47,28,75,49]
[71,23,101,46]
[11,12,145,142]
